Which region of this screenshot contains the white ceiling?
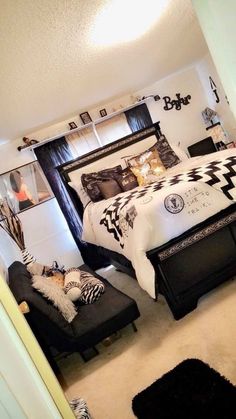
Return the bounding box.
[0,0,208,142]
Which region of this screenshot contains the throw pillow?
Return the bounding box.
[81,165,122,202]
[171,144,189,161]
[79,271,105,304]
[116,167,138,191]
[97,178,122,199]
[128,146,166,186]
[68,181,91,208]
[156,135,181,168]
[32,275,77,323]
[64,268,82,302]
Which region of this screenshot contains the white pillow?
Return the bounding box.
[68,181,91,208]
[171,144,189,161]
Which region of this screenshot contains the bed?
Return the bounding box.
[58,123,236,319]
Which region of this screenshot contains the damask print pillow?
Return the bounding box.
[155,135,181,168]
[81,165,122,202]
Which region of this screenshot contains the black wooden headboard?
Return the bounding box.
[57,122,162,218]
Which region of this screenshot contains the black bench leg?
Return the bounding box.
[80,346,99,362]
[131,322,138,332]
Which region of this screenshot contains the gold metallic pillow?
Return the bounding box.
[128,147,166,186]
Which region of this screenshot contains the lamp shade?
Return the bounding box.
[202,107,218,125]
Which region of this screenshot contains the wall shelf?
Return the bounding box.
[20,98,152,152]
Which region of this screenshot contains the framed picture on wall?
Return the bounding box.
[99,108,107,117]
[0,161,54,215]
[79,112,92,125]
[68,121,78,130]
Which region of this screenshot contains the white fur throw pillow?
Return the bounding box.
[32,275,77,323]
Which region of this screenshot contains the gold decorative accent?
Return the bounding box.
[19,301,30,314]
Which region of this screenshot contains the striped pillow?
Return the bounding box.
[69,398,91,419]
[79,271,105,304]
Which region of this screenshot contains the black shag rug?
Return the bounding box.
[132,359,236,419]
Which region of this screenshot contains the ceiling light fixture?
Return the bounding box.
[90,0,169,47]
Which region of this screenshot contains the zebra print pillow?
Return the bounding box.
[69,397,91,419]
[79,271,105,304]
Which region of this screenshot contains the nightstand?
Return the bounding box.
[187,136,217,157]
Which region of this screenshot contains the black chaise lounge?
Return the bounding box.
[8,261,140,365]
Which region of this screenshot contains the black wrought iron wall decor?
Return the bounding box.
[209,76,220,103]
[17,137,39,151]
[138,94,161,102]
[163,93,191,111]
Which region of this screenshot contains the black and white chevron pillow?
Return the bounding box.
[79,271,105,304]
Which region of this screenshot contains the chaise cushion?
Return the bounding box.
[8,261,140,352]
[70,266,140,351]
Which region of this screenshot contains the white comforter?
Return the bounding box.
[82,149,236,298]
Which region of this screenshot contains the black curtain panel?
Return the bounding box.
[124,103,153,132]
[34,137,108,269]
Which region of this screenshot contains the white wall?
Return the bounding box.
[193,0,236,120]
[0,139,83,270]
[0,199,83,270]
[20,199,83,268]
[136,66,209,150]
[196,54,236,139]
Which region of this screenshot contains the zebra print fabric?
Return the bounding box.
[22,249,36,266]
[69,397,91,419]
[79,271,105,304]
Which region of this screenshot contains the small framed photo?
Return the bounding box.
[99,108,107,117]
[80,112,92,125]
[226,141,235,149]
[68,121,78,130]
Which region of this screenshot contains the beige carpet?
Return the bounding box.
[58,267,236,419]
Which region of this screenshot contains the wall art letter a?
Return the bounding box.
[209,76,220,103]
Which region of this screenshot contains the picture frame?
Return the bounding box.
[0,161,54,215]
[68,121,78,130]
[226,141,235,149]
[79,112,92,125]
[99,108,107,117]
